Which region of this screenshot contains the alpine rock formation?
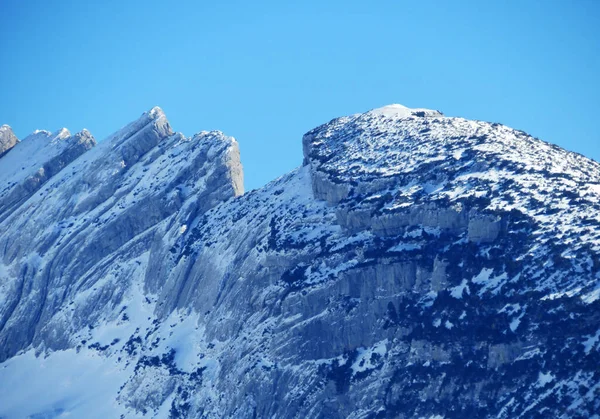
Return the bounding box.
[0,104,598,418]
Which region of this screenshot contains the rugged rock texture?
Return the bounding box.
[0,107,243,363]
[0,124,18,158]
[0,127,96,221]
[0,104,599,418]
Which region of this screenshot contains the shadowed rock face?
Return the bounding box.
[0,105,599,418]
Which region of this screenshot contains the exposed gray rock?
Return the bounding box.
[311,170,350,204]
[487,342,524,369]
[430,256,449,292]
[468,211,502,243]
[0,124,18,158]
[409,339,451,363]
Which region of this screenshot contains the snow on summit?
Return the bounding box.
[368,103,443,118]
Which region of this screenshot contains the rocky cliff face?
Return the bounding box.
[0,104,598,418]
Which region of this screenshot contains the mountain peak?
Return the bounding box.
[368,103,443,118]
[101,106,172,148]
[52,128,71,140]
[146,106,165,120]
[22,128,73,143]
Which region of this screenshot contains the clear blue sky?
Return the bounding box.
[1,0,599,190]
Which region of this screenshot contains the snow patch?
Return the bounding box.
[450,279,470,299]
[472,268,508,295]
[0,349,133,419]
[581,287,600,304]
[368,104,442,119]
[510,311,525,332]
[351,340,387,375]
[583,330,600,355]
[537,371,554,387]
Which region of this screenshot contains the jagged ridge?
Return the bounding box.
[0,107,243,362]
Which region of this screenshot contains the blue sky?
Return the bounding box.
[1,0,599,190]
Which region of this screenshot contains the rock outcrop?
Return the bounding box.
[0,124,18,157]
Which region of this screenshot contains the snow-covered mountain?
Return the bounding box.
[0,104,598,418]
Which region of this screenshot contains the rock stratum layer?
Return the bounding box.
[0,104,598,418]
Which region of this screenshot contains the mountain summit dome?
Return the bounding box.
[368,103,443,118]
